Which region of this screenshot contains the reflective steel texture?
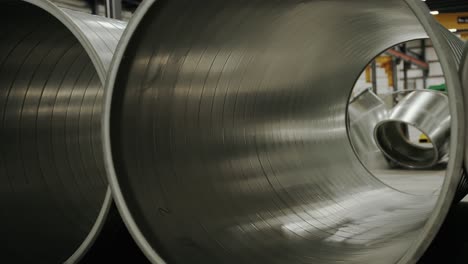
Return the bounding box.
[0,0,126,262]
[375,90,450,169]
[349,89,389,170]
[460,42,468,201]
[463,44,468,166]
[103,0,465,264]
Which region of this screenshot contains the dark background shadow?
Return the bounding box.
[419,200,468,264]
[79,203,150,263]
[80,200,468,263]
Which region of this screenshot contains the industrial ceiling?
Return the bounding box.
[426,0,468,13]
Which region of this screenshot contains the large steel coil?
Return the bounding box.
[0,0,127,262]
[348,89,389,171]
[103,1,465,264]
[375,90,450,169]
[103,0,466,263]
[462,43,468,172]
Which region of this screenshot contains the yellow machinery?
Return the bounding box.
[435,12,468,40]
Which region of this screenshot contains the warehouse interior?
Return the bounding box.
[2,0,468,263]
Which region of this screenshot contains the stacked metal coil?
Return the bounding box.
[463,43,468,97]
[459,42,468,202]
[0,0,127,262]
[103,0,465,264]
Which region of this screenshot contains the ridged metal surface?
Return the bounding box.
[460,42,468,201]
[463,43,468,90]
[103,1,465,264]
[454,171,468,203]
[0,1,125,262]
[425,24,468,202]
[436,23,465,67]
[441,28,468,202]
[375,90,450,169]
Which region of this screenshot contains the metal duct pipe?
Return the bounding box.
[349,89,389,170]
[375,90,450,169]
[0,1,127,262]
[103,1,465,263]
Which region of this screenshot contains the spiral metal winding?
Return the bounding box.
[0,0,126,262]
[101,0,467,263]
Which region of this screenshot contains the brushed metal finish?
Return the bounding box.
[461,42,468,201]
[462,44,468,166]
[0,1,125,262]
[349,89,389,170]
[432,25,468,203]
[103,1,465,264]
[375,90,450,169]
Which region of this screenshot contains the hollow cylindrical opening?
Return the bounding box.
[348,75,450,196]
[374,90,450,169]
[105,0,464,263]
[375,121,437,168]
[0,1,123,262]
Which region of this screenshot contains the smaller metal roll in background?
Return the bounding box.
[374,90,450,169]
[348,89,390,170]
[0,1,145,263]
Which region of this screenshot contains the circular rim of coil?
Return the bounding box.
[374,119,439,168]
[461,44,468,173]
[373,90,449,169]
[17,0,114,262]
[101,1,465,263]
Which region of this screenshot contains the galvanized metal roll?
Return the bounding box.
[460,42,468,202]
[375,90,450,169]
[441,28,468,203]
[349,89,390,170]
[462,43,468,162]
[103,1,465,263]
[0,0,126,262]
[463,44,468,101]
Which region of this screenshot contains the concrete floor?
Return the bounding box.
[374,168,468,263]
[80,169,460,263]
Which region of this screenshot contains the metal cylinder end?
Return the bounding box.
[375,90,450,169]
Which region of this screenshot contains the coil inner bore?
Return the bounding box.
[0,2,107,262]
[106,0,464,263]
